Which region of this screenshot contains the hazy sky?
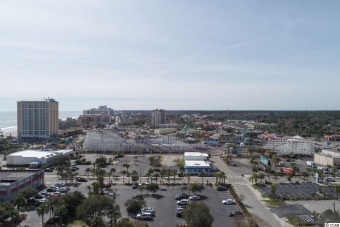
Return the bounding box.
[1,1,340,111]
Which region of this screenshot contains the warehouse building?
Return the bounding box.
[314,148,340,167]
[0,171,44,201]
[6,149,72,167]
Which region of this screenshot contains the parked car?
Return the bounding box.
[189,195,201,200]
[325,177,335,182]
[175,194,189,200]
[141,207,155,214]
[132,183,138,189]
[222,199,236,205]
[44,168,53,172]
[136,212,153,220]
[229,210,243,217]
[46,187,57,192]
[176,209,184,217]
[177,199,189,206]
[216,186,227,191]
[107,192,115,197]
[76,177,88,182]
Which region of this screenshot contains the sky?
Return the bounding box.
[0,0,340,111]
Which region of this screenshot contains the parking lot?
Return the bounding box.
[22,179,243,227]
[258,182,336,199]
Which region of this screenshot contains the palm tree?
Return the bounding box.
[172,169,178,184]
[166,169,172,184]
[36,203,49,227]
[311,210,319,225]
[153,173,160,184]
[302,172,309,182]
[185,173,191,196]
[160,169,167,184]
[251,173,259,184]
[198,172,205,185]
[110,168,116,180]
[123,164,130,173]
[259,173,265,183]
[220,172,226,184]
[121,170,127,184]
[334,185,340,198]
[85,167,91,179]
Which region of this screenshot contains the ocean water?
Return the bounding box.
[0,111,81,129]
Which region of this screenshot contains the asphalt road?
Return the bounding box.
[210,156,286,227]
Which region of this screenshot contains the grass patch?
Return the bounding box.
[262,198,284,207]
[287,216,313,226]
[261,194,268,198]
[251,184,259,189]
[69,220,88,227]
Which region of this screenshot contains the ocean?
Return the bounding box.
[0,111,81,129]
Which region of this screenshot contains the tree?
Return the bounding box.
[258,173,265,183]
[13,194,26,211]
[95,156,107,168]
[107,204,121,227]
[124,199,145,215]
[180,185,188,195]
[172,169,178,184]
[270,184,277,198]
[49,154,70,167]
[36,203,49,227]
[77,195,118,226]
[146,183,159,195]
[131,170,139,183]
[138,185,145,195]
[183,202,214,227]
[123,164,130,173]
[198,172,205,185]
[121,170,127,184]
[62,191,86,219]
[0,202,19,225]
[190,183,203,195]
[318,209,340,224]
[302,172,309,182]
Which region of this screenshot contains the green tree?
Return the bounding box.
[270,184,277,198]
[107,204,121,227]
[146,183,159,195]
[190,183,203,195]
[95,156,107,168]
[123,164,130,173]
[36,203,49,227]
[183,202,214,227]
[198,172,205,185]
[180,185,188,195]
[13,194,27,211]
[77,194,118,226]
[124,199,145,215]
[131,170,139,183]
[302,172,309,182]
[172,169,178,184]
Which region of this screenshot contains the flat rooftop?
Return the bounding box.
[8,150,57,158]
[184,152,209,157]
[185,160,211,168]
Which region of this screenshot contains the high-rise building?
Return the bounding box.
[151,109,166,126]
[17,98,59,139]
[83,105,114,116]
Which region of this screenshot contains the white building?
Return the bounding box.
[17,98,59,139]
[184,152,209,161]
[6,149,72,166]
[184,152,211,175]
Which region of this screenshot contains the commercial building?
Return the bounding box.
[183,152,211,175]
[6,149,72,167]
[17,98,59,139]
[314,148,340,167]
[77,114,112,127]
[83,105,114,116]
[0,171,44,201]
[151,109,166,126]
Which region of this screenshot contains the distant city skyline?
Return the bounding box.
[1,1,340,111]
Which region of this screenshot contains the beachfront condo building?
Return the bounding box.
[17,98,59,139]
[151,109,166,126]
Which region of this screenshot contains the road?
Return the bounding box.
[210,156,290,227]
